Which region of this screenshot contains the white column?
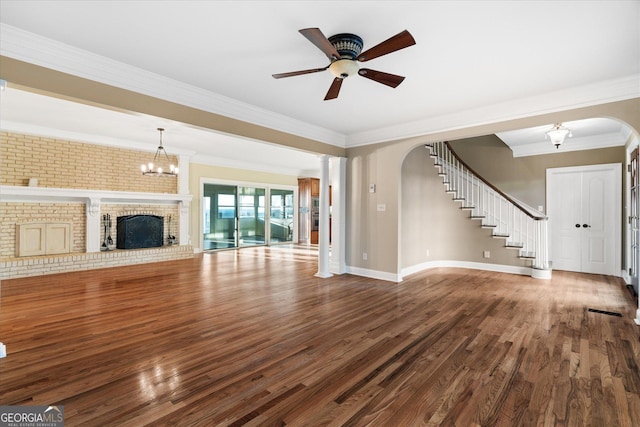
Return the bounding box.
[315,155,332,278]
[179,201,190,245]
[85,197,101,252]
[178,154,191,245]
[330,156,346,275]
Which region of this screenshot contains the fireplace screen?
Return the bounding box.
[117,215,164,249]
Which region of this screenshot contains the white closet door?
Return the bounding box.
[547,164,620,275]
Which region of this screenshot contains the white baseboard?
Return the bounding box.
[401,260,534,280]
[345,266,402,283]
[345,260,545,283]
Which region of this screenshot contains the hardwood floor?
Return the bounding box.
[1,245,639,426]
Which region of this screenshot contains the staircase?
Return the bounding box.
[427,141,551,277]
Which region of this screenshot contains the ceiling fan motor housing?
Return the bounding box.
[328,33,363,59]
[328,33,363,78]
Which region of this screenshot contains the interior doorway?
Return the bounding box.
[547,163,621,275]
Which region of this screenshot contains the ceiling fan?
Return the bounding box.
[273,28,416,100]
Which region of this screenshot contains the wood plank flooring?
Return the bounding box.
[1,245,639,426]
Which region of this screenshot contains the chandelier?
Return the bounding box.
[546,123,572,149]
[140,128,178,176]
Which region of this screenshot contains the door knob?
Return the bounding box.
[582,224,591,228]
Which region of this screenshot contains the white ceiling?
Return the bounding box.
[0,1,639,173]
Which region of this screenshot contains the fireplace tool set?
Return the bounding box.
[101,214,114,251]
[167,215,176,245]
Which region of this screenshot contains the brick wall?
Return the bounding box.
[100,204,180,248]
[1,131,192,278]
[0,245,194,279]
[0,202,86,258]
[0,131,177,193]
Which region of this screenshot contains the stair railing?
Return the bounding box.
[428,141,550,271]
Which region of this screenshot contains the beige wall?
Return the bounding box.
[347,98,640,277]
[449,134,625,211]
[401,146,530,269]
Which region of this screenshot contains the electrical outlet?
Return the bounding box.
[363,252,368,261]
[426,249,430,257]
[483,250,490,259]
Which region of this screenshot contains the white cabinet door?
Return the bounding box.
[547,164,620,275]
[17,223,46,256]
[46,223,71,254]
[16,223,71,256]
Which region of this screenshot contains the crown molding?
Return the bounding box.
[0,23,346,148]
[346,74,640,147]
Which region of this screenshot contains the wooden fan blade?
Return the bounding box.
[272,66,329,79]
[358,69,405,88]
[357,30,416,62]
[324,78,343,100]
[299,28,341,60]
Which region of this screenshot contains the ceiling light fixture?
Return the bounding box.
[546,123,572,149]
[140,128,178,176]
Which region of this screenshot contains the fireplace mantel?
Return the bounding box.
[0,185,191,205]
[0,185,192,252]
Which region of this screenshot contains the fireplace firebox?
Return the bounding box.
[117,215,164,249]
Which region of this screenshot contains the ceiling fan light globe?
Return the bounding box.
[329,59,359,79]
